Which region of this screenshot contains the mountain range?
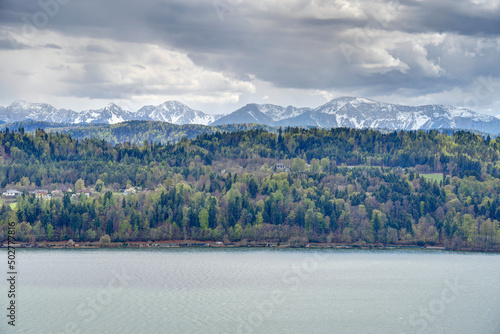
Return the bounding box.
[0,100,222,126]
[1,97,499,134]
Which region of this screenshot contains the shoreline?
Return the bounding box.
[2,240,498,253]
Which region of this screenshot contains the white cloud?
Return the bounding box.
[250,0,402,20]
[0,0,499,116]
[0,30,255,112]
[411,42,445,77]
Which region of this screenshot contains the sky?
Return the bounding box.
[0,0,499,116]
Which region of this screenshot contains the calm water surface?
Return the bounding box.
[1,248,499,333]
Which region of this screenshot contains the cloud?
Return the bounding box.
[0,32,30,50]
[0,37,21,50]
[0,30,255,112]
[86,44,112,54]
[0,0,499,114]
[396,0,500,36]
[43,42,62,49]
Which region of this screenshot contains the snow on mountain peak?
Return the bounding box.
[250,103,310,121]
[1,98,499,133]
[136,101,222,125]
[96,103,123,113]
[11,100,30,108]
[345,97,377,108]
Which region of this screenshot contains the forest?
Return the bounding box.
[0,126,499,251]
[0,120,274,144]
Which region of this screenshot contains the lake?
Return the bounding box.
[1,248,499,333]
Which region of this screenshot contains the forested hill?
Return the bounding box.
[0,127,499,251]
[0,120,493,146]
[0,120,274,144]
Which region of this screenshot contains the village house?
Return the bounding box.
[2,189,22,197]
[123,188,137,195]
[26,189,53,200]
[51,190,64,198]
[33,190,49,199]
[77,189,92,197]
[276,163,289,171]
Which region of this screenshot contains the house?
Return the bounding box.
[3,189,22,197]
[123,188,137,195]
[51,190,64,198]
[275,164,289,172]
[33,190,49,199]
[77,189,92,197]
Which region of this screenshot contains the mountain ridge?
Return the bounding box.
[1,97,499,134]
[0,100,223,126]
[213,97,500,134]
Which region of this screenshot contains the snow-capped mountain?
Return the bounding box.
[1,97,499,133]
[0,101,80,123]
[281,97,500,133]
[73,103,142,124]
[212,104,275,126]
[0,101,222,125]
[137,101,222,125]
[255,104,311,121]
[213,97,500,134]
[212,103,311,125]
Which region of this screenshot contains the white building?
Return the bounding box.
[3,189,22,197]
[123,188,137,196]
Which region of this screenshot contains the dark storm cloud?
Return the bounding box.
[0,0,499,106]
[43,43,62,49]
[86,44,112,54]
[397,0,500,36]
[0,37,23,50]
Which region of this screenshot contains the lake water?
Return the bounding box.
[1,248,499,334]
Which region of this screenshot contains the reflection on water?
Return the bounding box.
[1,248,499,334]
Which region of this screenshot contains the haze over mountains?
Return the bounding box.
[1,97,499,134]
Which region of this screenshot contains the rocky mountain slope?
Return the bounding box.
[1,97,499,133]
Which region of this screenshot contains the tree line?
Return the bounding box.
[0,126,499,250]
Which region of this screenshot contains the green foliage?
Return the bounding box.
[0,121,275,145]
[99,234,111,246]
[421,173,445,182]
[0,126,499,250]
